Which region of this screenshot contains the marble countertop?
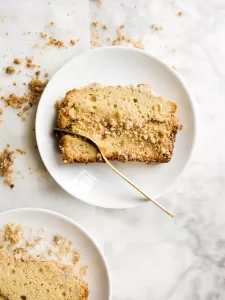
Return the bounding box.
[1,0,225,299]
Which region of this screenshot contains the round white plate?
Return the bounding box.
[36,46,196,209]
[0,208,111,300]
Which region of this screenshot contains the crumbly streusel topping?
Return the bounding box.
[4,223,24,245]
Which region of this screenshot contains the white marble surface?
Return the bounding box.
[1,0,225,299]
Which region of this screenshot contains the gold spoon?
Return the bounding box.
[54,127,174,218]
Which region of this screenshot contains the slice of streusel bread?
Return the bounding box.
[0,249,88,300]
[57,83,178,163]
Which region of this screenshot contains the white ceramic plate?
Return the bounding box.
[36,46,196,209]
[0,208,111,300]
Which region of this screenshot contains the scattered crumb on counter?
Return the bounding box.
[151,24,163,31]
[172,65,176,70]
[0,147,15,188]
[5,66,15,74]
[17,105,30,121]
[131,39,144,50]
[1,79,48,120]
[0,108,3,123]
[35,70,41,77]
[26,56,36,68]
[26,57,33,63]
[44,73,49,78]
[40,32,47,39]
[112,25,144,50]
[70,39,76,46]
[79,265,88,276]
[13,82,16,86]
[16,149,26,155]
[103,24,108,30]
[97,0,103,7]
[92,21,99,27]
[50,21,54,25]
[2,93,30,109]
[178,11,183,16]
[48,36,64,48]
[13,58,22,65]
[4,223,24,245]
[179,124,184,130]
[29,78,48,103]
[73,251,80,265]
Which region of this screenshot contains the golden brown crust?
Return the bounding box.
[57,83,178,164]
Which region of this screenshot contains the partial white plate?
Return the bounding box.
[0,208,111,300]
[36,46,196,209]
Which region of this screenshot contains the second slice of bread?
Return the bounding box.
[57,83,178,163]
[0,249,88,300]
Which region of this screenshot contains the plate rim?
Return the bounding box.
[35,46,197,209]
[0,207,112,300]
